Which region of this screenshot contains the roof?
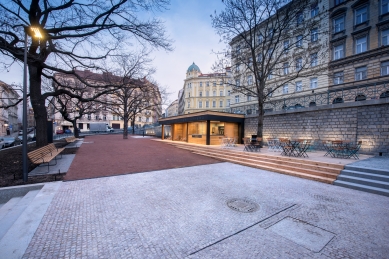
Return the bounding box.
[159,111,245,125]
[187,62,201,73]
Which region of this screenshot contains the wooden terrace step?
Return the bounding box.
[166,142,343,184]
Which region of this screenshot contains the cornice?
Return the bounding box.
[329,46,389,68]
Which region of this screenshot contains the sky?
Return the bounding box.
[0,0,227,106]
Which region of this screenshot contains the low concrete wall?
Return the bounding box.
[244,98,389,156]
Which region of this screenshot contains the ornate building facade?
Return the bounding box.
[0,81,19,136]
[179,62,233,115]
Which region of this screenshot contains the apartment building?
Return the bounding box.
[227,0,331,114]
[179,62,233,115]
[165,99,178,117]
[0,81,19,136]
[328,0,389,101]
[51,70,161,132]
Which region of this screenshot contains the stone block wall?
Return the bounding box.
[245,99,389,155]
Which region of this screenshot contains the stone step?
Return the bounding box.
[0,190,40,240]
[192,152,336,184]
[0,197,22,221]
[344,165,389,176]
[334,180,389,197]
[341,170,389,183]
[336,175,389,190]
[193,150,339,180]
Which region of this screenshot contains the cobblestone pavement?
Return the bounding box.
[23,163,389,259]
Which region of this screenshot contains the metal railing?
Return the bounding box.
[228,82,389,114]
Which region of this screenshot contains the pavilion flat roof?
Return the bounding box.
[159,111,245,125]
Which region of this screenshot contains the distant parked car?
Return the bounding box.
[0,138,5,149]
[56,129,64,134]
[64,129,72,134]
[2,136,18,147]
[18,134,32,144]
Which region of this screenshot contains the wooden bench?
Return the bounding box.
[27,143,65,172]
[65,136,78,143]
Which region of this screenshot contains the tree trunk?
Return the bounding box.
[131,118,135,134]
[72,120,79,138]
[123,115,128,139]
[257,99,264,148]
[29,65,48,147]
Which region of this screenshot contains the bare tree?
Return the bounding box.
[49,80,106,138]
[212,0,329,146]
[0,0,172,147]
[106,52,162,139]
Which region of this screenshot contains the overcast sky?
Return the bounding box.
[0,0,226,106]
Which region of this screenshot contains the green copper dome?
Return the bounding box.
[187,62,201,73]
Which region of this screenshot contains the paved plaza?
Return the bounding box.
[21,162,389,258]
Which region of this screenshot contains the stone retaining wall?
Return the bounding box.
[244,99,389,155]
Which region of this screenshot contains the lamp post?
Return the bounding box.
[23,26,42,182]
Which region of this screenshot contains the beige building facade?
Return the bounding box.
[180,63,233,115]
[0,81,20,136]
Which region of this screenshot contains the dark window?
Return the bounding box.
[309,101,317,107]
[380,91,389,98]
[333,97,344,104]
[355,94,367,101]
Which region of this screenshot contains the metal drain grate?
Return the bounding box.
[227,198,259,213]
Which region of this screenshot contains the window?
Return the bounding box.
[333,71,344,84]
[257,53,263,63]
[87,115,91,120]
[206,82,209,87]
[333,16,345,33]
[212,101,216,107]
[235,63,241,72]
[138,117,141,122]
[248,57,253,68]
[296,12,304,25]
[227,90,231,96]
[284,40,289,53]
[310,53,318,67]
[247,75,253,85]
[235,44,241,54]
[187,101,190,108]
[199,91,202,97]
[235,95,240,103]
[200,82,203,87]
[213,81,216,87]
[383,0,389,14]
[355,66,367,80]
[199,101,203,108]
[213,91,216,96]
[95,115,99,120]
[381,61,389,75]
[219,90,223,96]
[220,101,223,107]
[310,77,318,89]
[267,88,273,97]
[206,91,209,97]
[334,44,344,60]
[206,101,209,108]
[146,117,149,123]
[227,99,231,107]
[382,29,389,46]
[355,6,367,25]
[311,28,318,42]
[311,4,319,17]
[268,48,273,58]
[283,63,289,75]
[235,79,240,87]
[268,70,273,79]
[268,28,274,38]
[296,35,303,47]
[335,0,344,5]
[247,94,252,101]
[219,81,223,85]
[356,36,367,54]
[296,81,302,91]
[296,57,303,71]
[283,84,288,94]
[258,34,263,44]
[188,92,190,97]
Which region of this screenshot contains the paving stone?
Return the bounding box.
[22,163,389,258]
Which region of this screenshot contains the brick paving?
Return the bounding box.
[23,162,389,258]
[64,135,218,181]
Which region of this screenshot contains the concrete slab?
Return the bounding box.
[0,182,62,259]
[28,154,75,175]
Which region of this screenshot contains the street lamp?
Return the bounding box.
[23,26,42,182]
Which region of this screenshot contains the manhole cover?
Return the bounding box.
[227,198,259,213]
